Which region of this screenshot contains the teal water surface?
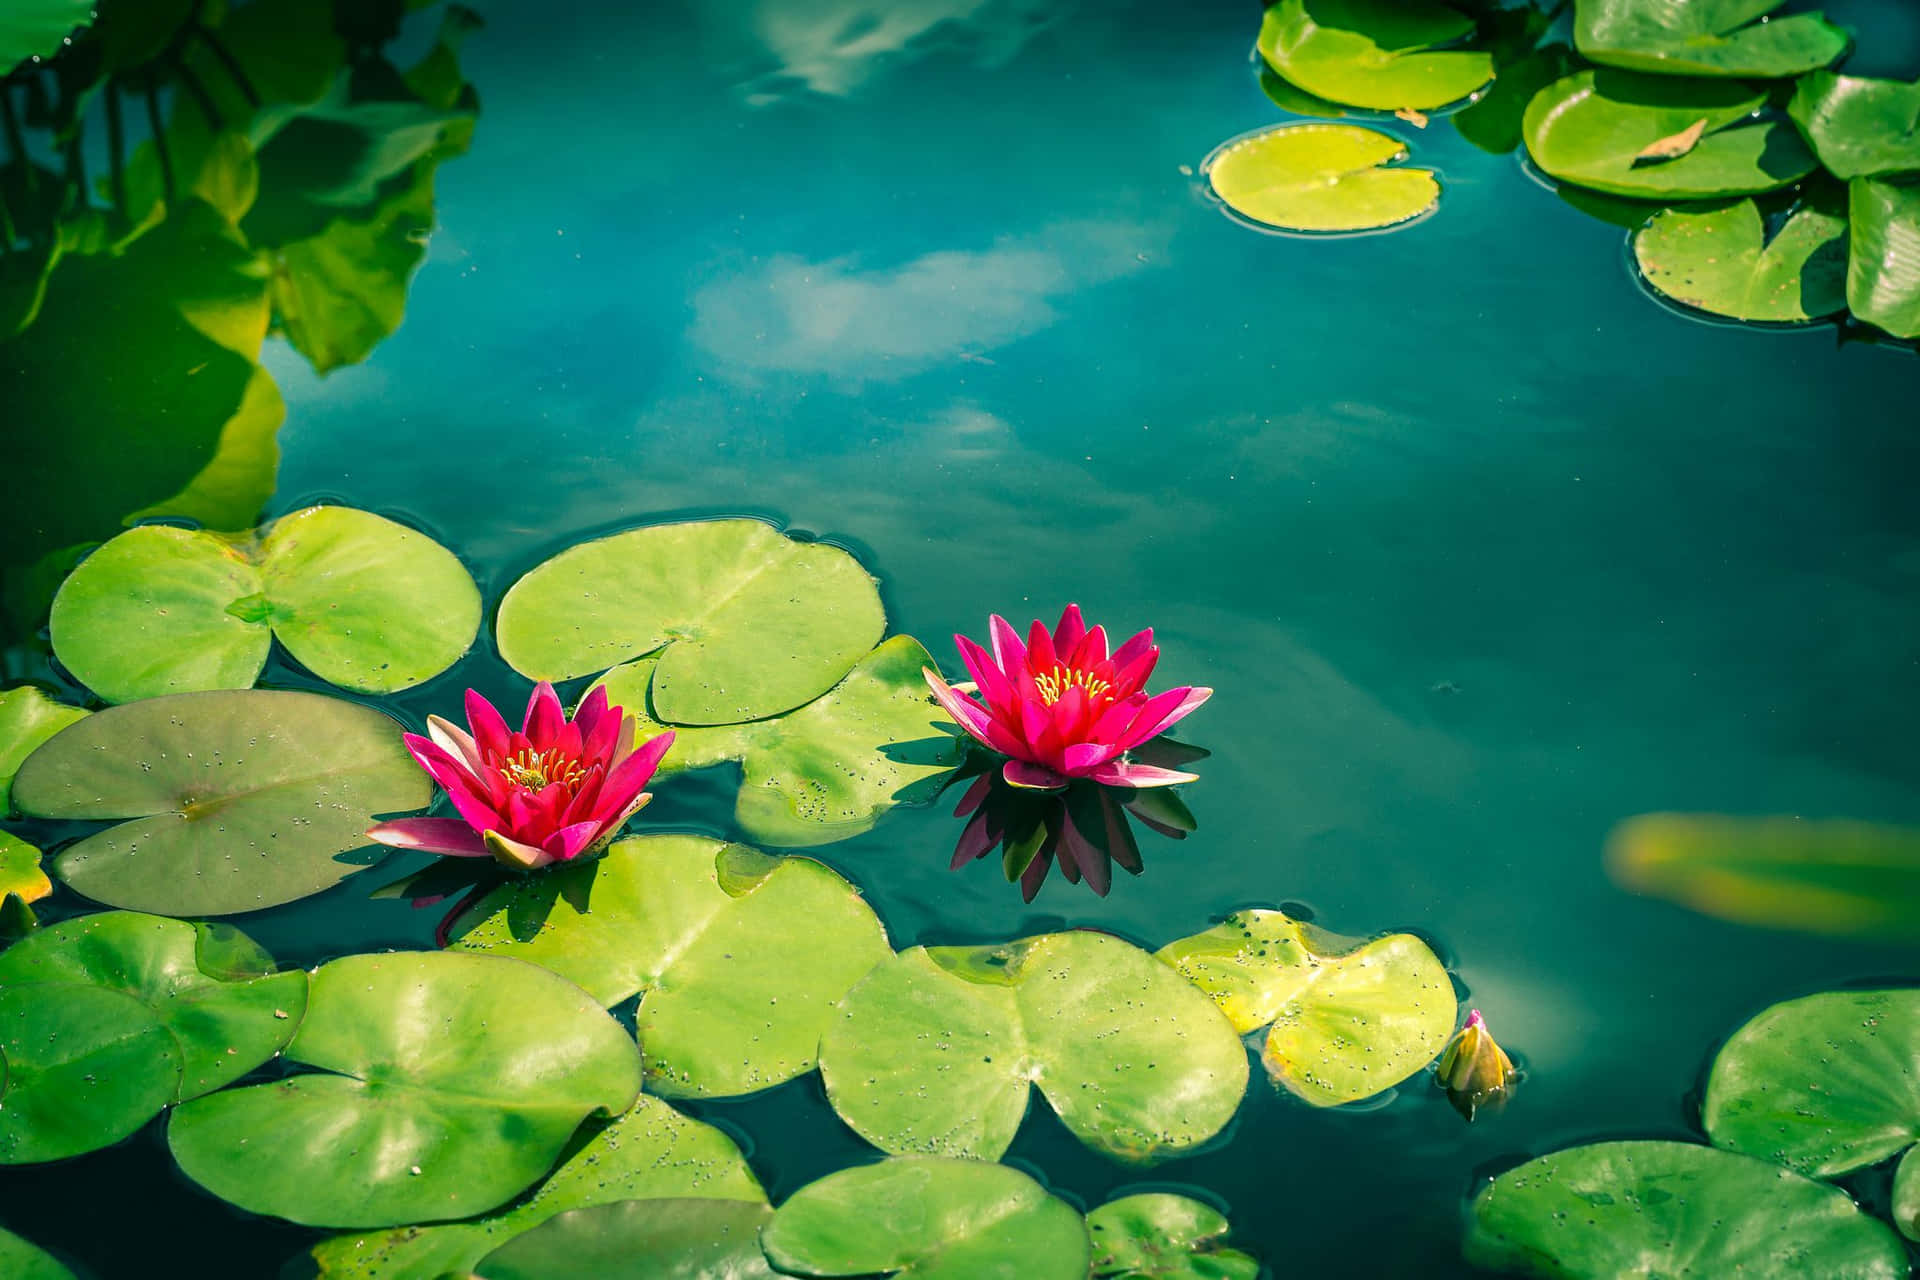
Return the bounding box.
[5,0,1920,1274]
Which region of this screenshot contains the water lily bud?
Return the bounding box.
[1436,1009,1516,1121]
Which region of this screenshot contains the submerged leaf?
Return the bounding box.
[1206,123,1439,233]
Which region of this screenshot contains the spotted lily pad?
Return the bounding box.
[49,506,479,703]
[1523,69,1818,199]
[311,1094,765,1278]
[1464,1140,1907,1278]
[496,519,885,724]
[475,1199,777,1280]
[1849,178,1920,340]
[14,689,428,915]
[1632,194,1849,323]
[168,950,642,1228]
[0,687,88,813]
[1157,909,1455,1107]
[591,637,965,846]
[762,1157,1091,1280]
[1256,0,1493,112]
[1087,1194,1258,1280]
[0,1227,76,1280]
[1575,0,1848,79]
[1790,74,1920,179]
[1205,124,1439,233]
[819,932,1248,1164]
[452,834,890,1098]
[0,831,51,909]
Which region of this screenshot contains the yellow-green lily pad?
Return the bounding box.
[1205,123,1438,233]
[1256,0,1493,112]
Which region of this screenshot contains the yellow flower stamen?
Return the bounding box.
[500,747,585,793]
[1032,664,1111,706]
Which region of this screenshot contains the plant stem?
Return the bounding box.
[0,86,33,200]
[176,61,223,132]
[105,79,129,225]
[192,24,260,108]
[144,78,175,207]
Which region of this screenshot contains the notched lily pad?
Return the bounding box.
[1576,0,1848,79]
[819,931,1248,1164]
[1088,1193,1259,1280]
[452,833,891,1098]
[1158,908,1455,1107]
[1256,0,1493,112]
[474,1198,776,1280]
[14,689,428,916]
[0,830,51,909]
[0,686,89,813]
[1205,123,1439,234]
[1632,194,1849,323]
[496,519,885,725]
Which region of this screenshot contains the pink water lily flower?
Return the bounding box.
[368,683,673,873]
[924,604,1211,791]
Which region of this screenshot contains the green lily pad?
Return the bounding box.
[495,519,886,725]
[1157,909,1455,1107]
[474,1199,776,1280]
[1790,73,1920,179]
[0,911,306,1103]
[311,1094,765,1278]
[1575,0,1848,79]
[0,1226,77,1280]
[1705,989,1920,1182]
[168,950,642,1228]
[1087,1194,1259,1280]
[13,689,429,916]
[1205,124,1439,233]
[452,834,890,1098]
[0,0,90,72]
[0,830,51,908]
[0,687,88,814]
[1256,0,1493,112]
[1523,69,1818,199]
[1608,814,1920,944]
[49,506,480,703]
[1893,1146,1920,1240]
[1452,41,1577,157]
[1257,65,1349,119]
[1632,194,1849,323]
[1464,1140,1907,1278]
[1849,177,1920,341]
[590,637,965,846]
[819,932,1248,1164]
[762,1157,1092,1280]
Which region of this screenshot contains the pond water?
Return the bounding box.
[5,0,1920,1275]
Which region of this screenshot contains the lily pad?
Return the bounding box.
[1607,814,1920,944]
[495,519,886,724]
[590,637,965,846]
[1205,124,1439,233]
[1452,41,1577,157]
[819,932,1248,1164]
[1087,1194,1259,1280]
[49,506,480,703]
[452,834,890,1098]
[311,1094,765,1278]
[1632,194,1849,323]
[1575,0,1848,79]
[0,911,307,1103]
[0,687,88,813]
[474,1199,776,1280]
[1157,909,1455,1107]
[1256,0,1493,112]
[168,950,642,1228]
[1523,69,1818,199]
[0,982,181,1164]
[1849,177,1920,340]
[1790,73,1920,179]
[0,1227,76,1280]
[1704,989,1920,1182]
[0,0,90,72]
[13,689,429,916]
[1463,1140,1907,1278]
[762,1157,1091,1280]
[0,831,51,908]
[1257,65,1349,119]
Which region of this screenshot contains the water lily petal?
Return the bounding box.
[581,701,622,765]
[955,635,1015,711]
[953,771,993,818]
[1019,848,1052,902]
[523,681,565,750]
[1097,787,1145,874]
[573,684,611,740]
[950,805,1000,868]
[1060,741,1120,775]
[1025,617,1059,675]
[426,715,484,775]
[924,668,1023,756]
[587,792,653,854]
[561,762,607,828]
[552,719,584,763]
[1059,804,1112,896]
[1110,627,1155,673]
[1003,759,1069,790]
[596,729,674,822]
[484,830,553,872]
[1087,761,1198,788]
[1120,686,1213,749]
[365,817,491,857]
[1110,648,1158,699]
[464,688,512,761]
[1069,623,1110,669]
[987,614,1028,674]
[1053,603,1086,655]
[542,820,602,861]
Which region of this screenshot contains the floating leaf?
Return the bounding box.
[1575,0,1848,79]
[168,950,642,1228]
[1608,814,1920,943]
[1464,1140,1907,1278]
[1157,909,1454,1107]
[0,687,87,814]
[50,506,480,702]
[0,1226,76,1280]
[474,1199,776,1280]
[819,932,1248,1163]
[1633,117,1708,162]
[1523,70,1817,198]
[1256,0,1493,112]
[1448,5,1568,156]
[0,982,182,1164]
[762,1157,1091,1280]
[0,911,306,1104]
[1087,1194,1258,1280]
[1848,177,1920,340]
[311,1094,765,1279]
[0,0,91,72]
[496,519,886,724]
[453,834,890,1098]
[1790,73,1920,179]
[1257,65,1348,119]
[591,637,964,846]
[14,689,428,916]
[0,831,50,908]
[1205,124,1439,233]
[1632,195,1849,323]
